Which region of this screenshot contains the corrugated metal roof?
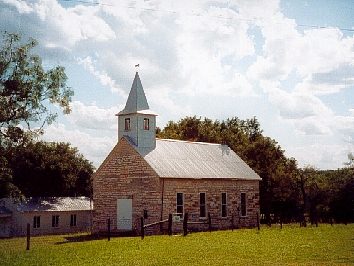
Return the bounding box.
[143,139,261,180]
[17,197,92,212]
[0,206,12,217]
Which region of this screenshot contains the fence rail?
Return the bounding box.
[141,214,172,239]
[183,213,212,236]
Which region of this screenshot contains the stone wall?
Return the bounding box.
[93,137,260,236]
[92,137,162,234]
[161,178,260,234]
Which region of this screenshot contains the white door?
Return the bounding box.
[117,199,132,230]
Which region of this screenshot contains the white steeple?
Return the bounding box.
[118,72,150,115]
[117,72,157,155]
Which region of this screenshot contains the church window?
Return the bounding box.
[241,193,247,217]
[200,192,206,218]
[143,118,149,130]
[33,216,40,228]
[176,192,184,216]
[52,215,59,227]
[221,192,227,217]
[125,118,130,131]
[70,214,77,226]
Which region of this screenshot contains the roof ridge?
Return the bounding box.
[156,138,227,146]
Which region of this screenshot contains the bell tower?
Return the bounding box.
[117,72,157,155]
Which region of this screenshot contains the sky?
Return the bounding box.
[1,0,353,170]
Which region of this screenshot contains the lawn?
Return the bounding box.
[0,224,353,265]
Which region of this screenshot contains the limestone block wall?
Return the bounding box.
[161,178,260,233]
[92,138,162,234]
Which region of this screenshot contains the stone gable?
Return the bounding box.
[93,137,162,233]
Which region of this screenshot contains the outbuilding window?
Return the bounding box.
[221,192,227,217]
[70,214,77,226]
[200,192,206,218]
[52,215,59,227]
[143,118,149,130]
[125,118,131,131]
[176,192,184,216]
[241,193,247,217]
[33,216,40,228]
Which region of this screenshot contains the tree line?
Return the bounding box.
[157,116,354,224]
[0,32,93,199]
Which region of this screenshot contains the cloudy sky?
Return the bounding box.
[1,0,353,169]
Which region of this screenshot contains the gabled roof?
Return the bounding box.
[118,72,156,116]
[17,197,92,212]
[143,139,261,180]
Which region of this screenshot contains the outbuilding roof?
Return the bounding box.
[17,197,92,212]
[143,139,261,180]
[0,206,12,217]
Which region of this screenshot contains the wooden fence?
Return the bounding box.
[140,214,173,239]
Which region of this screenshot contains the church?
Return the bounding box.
[92,72,261,235]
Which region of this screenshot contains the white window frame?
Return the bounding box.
[143,118,149,130]
[52,215,59,227]
[124,118,131,131]
[33,216,40,229]
[176,192,184,217]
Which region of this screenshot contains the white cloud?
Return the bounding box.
[287,143,350,170]
[2,0,353,170]
[77,56,126,95]
[42,123,115,167]
[260,80,332,120]
[68,101,119,131]
[2,0,33,13]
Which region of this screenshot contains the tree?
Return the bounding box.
[0,32,73,198]
[0,32,73,144]
[8,141,94,197]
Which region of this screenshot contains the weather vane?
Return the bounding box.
[135,64,139,68]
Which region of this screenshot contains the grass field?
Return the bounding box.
[0,224,353,265]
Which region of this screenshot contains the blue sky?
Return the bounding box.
[1,0,353,169]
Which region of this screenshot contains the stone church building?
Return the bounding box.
[93,72,261,235]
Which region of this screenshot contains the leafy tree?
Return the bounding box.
[0,32,73,198]
[8,141,94,197]
[0,32,73,143]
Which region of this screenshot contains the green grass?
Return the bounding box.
[1,224,353,265]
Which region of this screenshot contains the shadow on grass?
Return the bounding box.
[55,231,139,245]
[55,234,106,244]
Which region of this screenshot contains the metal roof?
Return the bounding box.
[143,139,261,180]
[118,72,158,116]
[17,197,92,212]
[0,206,12,217]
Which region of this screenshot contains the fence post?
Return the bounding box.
[141,217,144,239]
[208,213,212,232]
[280,217,282,229]
[168,214,172,236]
[183,213,188,236]
[107,218,111,241]
[26,223,30,251]
[257,213,260,231]
[231,214,234,231]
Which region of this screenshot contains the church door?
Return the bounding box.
[117,199,132,230]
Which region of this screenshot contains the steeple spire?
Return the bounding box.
[117,72,157,155]
[118,72,149,115]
